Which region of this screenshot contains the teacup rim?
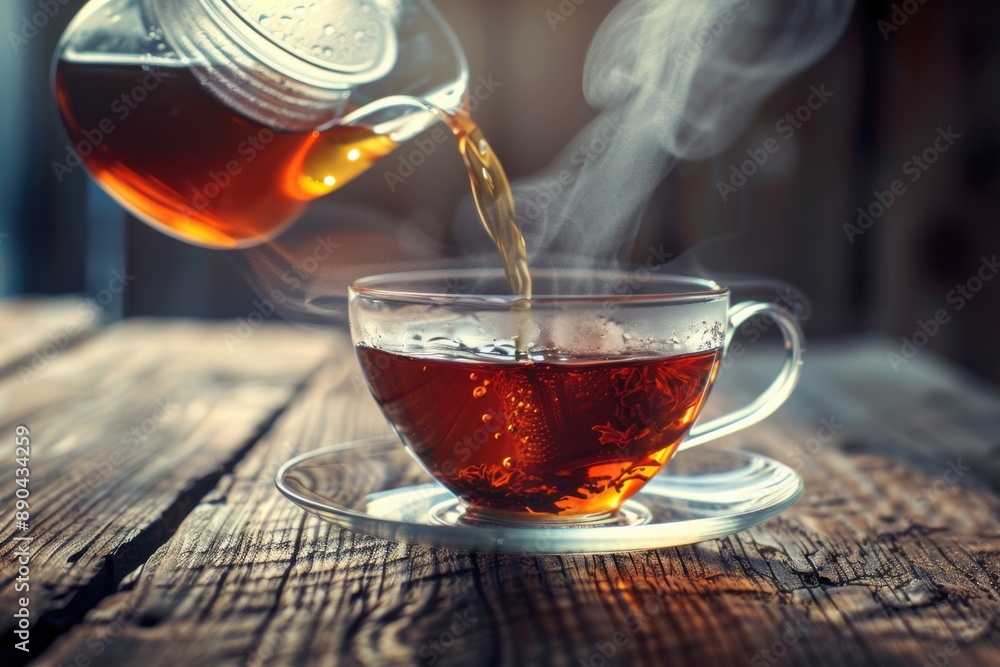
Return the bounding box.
[349,268,729,306]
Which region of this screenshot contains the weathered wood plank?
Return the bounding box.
[0,321,335,664]
[0,299,98,382]
[31,338,1000,667]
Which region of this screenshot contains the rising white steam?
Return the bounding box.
[458,0,855,268]
[244,0,855,317]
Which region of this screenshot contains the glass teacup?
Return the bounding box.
[349,269,803,525]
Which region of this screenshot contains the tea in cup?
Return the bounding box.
[350,269,802,524]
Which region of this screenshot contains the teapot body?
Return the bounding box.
[53,0,467,248]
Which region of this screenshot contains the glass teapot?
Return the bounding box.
[53,0,468,248]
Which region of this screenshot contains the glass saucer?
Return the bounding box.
[275,437,803,554]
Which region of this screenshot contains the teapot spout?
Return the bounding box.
[342,0,468,143]
[340,93,460,143]
[292,0,470,199]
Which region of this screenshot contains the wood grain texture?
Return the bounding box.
[0,320,334,664]
[27,337,1000,667]
[0,299,97,382]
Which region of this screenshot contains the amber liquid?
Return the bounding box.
[358,347,721,519]
[54,60,532,303]
[444,111,531,300]
[54,61,397,248]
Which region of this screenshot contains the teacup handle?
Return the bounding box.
[677,302,804,452]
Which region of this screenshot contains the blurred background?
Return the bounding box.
[1,0,998,381]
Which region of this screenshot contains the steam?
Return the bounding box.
[244,0,855,317]
[458,0,855,268]
[239,203,451,325]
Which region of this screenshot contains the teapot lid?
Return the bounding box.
[217,0,398,83]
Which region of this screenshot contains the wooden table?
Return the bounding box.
[2,300,999,667]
